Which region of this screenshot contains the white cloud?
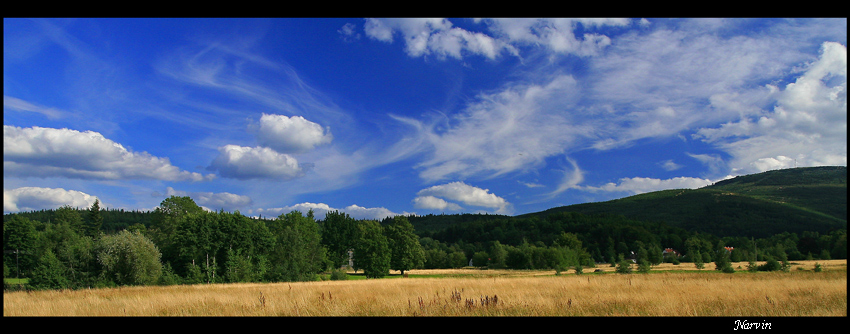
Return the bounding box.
[338,23,360,42]
[256,113,333,154]
[694,41,847,174]
[4,96,65,119]
[364,18,631,60]
[482,18,630,56]
[4,186,98,213]
[163,187,252,213]
[548,157,585,197]
[3,125,213,181]
[583,176,715,195]
[254,202,410,221]
[208,144,304,180]
[416,181,510,214]
[412,195,463,211]
[660,159,683,171]
[406,74,587,181]
[364,18,517,60]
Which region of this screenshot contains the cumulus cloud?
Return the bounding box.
[254,202,411,221]
[415,181,510,214]
[693,41,847,174]
[412,195,463,211]
[256,113,333,154]
[163,187,252,213]
[208,145,305,180]
[3,125,213,181]
[4,186,98,213]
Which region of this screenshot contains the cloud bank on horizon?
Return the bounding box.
[4,18,846,219]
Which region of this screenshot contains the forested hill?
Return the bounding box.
[517,166,847,239]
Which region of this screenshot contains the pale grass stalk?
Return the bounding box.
[4,260,845,316]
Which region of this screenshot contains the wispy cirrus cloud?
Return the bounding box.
[4,96,66,119]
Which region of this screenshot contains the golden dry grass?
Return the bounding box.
[4,260,845,316]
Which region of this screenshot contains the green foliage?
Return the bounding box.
[616,259,633,274]
[758,257,782,271]
[321,210,359,268]
[488,241,506,269]
[637,259,651,273]
[354,220,390,278]
[384,216,424,275]
[471,251,490,268]
[267,211,328,282]
[329,269,349,281]
[714,240,734,273]
[3,215,38,278]
[97,230,163,286]
[521,167,846,239]
[692,250,705,270]
[85,199,103,238]
[28,250,71,290]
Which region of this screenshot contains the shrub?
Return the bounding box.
[758,258,782,272]
[329,269,349,281]
[616,260,632,274]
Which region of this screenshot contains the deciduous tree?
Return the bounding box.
[354,220,390,278]
[384,216,424,275]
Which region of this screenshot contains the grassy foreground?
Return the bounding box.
[3,260,846,316]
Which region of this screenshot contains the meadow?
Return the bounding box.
[3,260,845,316]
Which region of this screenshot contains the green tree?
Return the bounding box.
[3,215,38,278]
[28,250,70,290]
[321,210,359,268]
[353,220,390,278]
[267,211,328,282]
[637,259,652,273]
[616,256,633,274]
[224,248,255,283]
[714,240,734,273]
[152,196,204,262]
[384,216,424,275]
[692,249,705,270]
[85,199,103,238]
[488,241,507,269]
[54,205,85,235]
[97,230,163,286]
[38,220,97,288]
[471,251,490,268]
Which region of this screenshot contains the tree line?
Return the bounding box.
[4,195,846,290]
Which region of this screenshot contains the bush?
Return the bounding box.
[758,258,782,271]
[616,260,632,274]
[329,269,349,281]
[814,263,823,272]
[637,259,651,273]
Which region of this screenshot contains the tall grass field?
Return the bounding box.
[4,260,845,316]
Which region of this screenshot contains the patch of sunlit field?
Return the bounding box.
[4,260,845,316]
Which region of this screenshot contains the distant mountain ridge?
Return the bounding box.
[518,166,846,238]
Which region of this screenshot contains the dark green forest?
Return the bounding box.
[4,167,846,290]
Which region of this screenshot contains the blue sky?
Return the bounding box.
[4,18,847,220]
